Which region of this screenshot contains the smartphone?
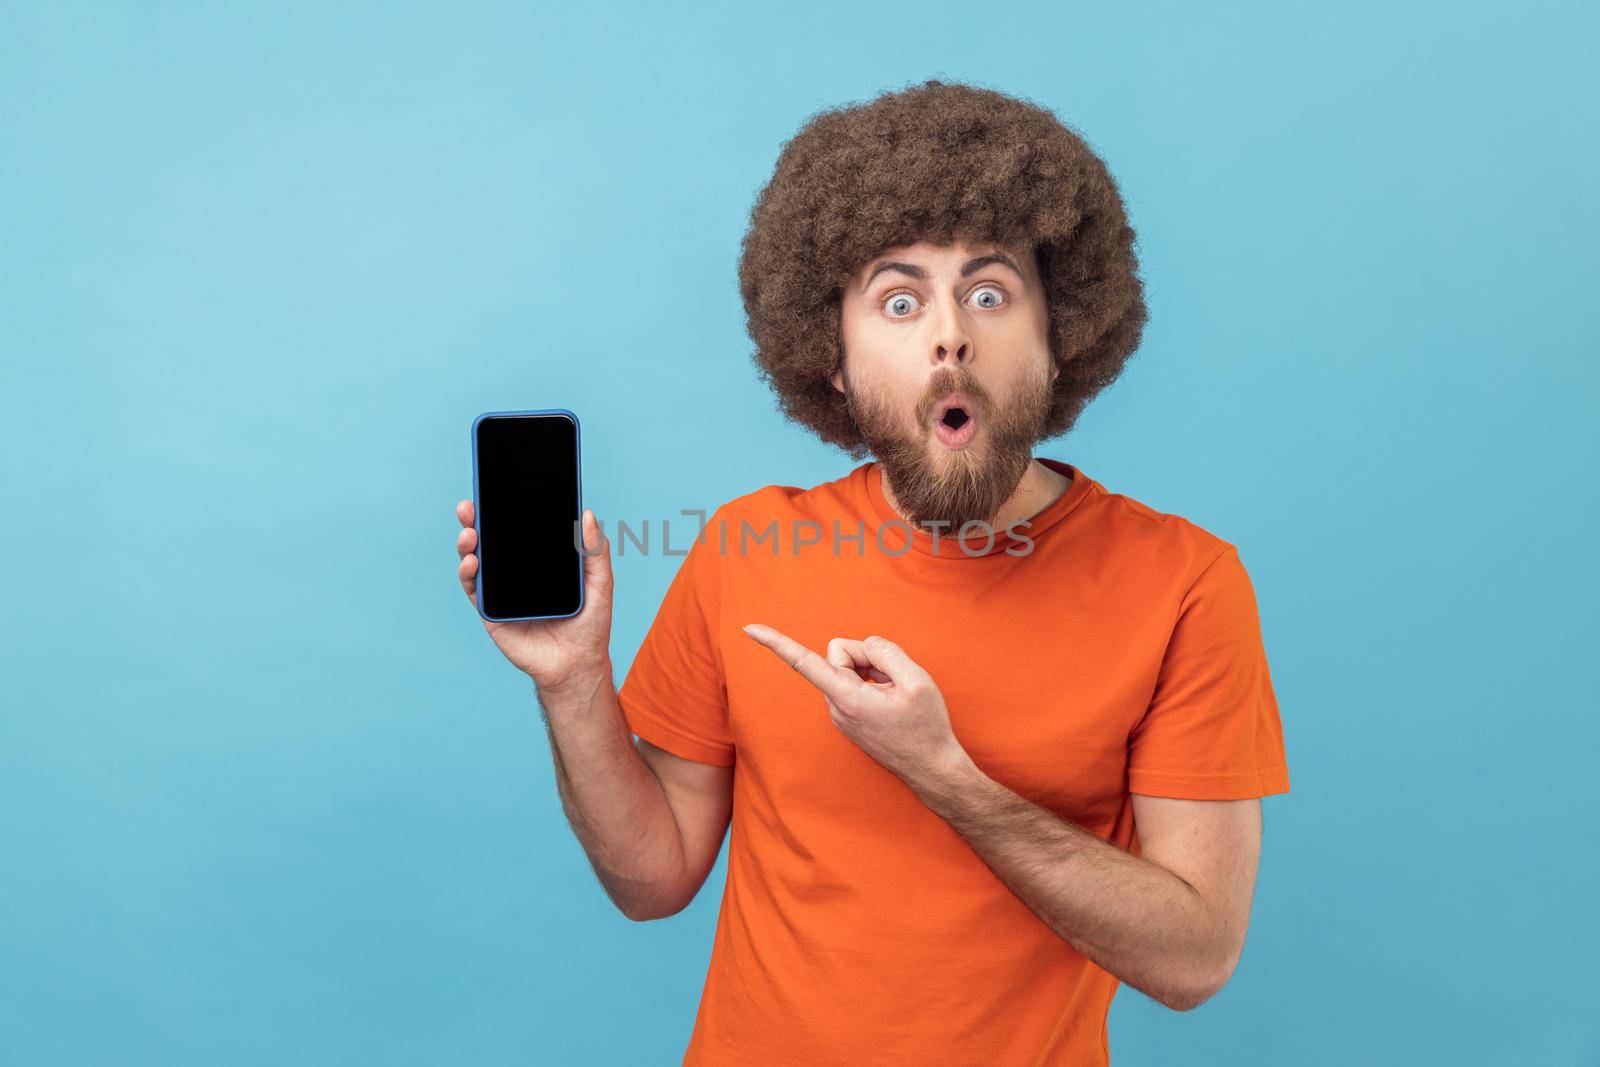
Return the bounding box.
[470,409,584,622]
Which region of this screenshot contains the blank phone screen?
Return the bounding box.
[473,413,582,620]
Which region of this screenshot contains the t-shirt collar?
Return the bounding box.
[859,456,1095,559]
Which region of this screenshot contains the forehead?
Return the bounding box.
[861,238,1011,266]
[851,237,1037,287]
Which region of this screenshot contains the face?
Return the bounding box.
[835,237,1059,531]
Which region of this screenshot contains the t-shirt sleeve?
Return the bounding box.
[615,510,735,767]
[1127,546,1290,800]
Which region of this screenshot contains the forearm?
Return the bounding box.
[907,751,1227,1011]
[533,662,689,921]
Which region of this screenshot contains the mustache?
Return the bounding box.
[915,366,990,423]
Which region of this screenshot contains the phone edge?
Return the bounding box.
[470,408,585,624]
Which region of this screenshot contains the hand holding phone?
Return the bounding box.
[457,410,613,692]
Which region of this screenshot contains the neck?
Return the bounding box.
[877,457,1069,531]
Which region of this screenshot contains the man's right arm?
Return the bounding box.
[455,497,730,922]
[533,665,733,922]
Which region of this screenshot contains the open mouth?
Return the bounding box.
[931,394,978,448]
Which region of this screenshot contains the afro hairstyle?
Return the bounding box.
[736,78,1149,458]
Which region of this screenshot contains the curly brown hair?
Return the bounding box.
[737,78,1148,458]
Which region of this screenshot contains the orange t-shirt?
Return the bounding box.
[617,457,1290,1066]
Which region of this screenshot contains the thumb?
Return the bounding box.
[860,635,929,689]
[580,509,613,602]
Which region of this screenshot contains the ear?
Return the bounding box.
[831,367,845,394]
[1050,363,1060,383]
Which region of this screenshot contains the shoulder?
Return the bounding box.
[1076,475,1243,583]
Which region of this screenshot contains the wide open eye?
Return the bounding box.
[883,292,921,318]
[969,285,1006,310]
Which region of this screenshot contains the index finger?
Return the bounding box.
[742,623,859,704]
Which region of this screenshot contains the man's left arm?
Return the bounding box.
[740,623,1266,1013]
[906,750,1261,1012]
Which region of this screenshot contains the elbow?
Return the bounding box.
[617,896,654,922]
[1161,955,1239,1013]
[604,862,701,922]
[1161,983,1217,1013]
[621,899,683,923]
[617,885,695,923]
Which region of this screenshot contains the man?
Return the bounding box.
[453,78,1290,1065]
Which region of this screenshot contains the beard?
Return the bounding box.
[843,359,1054,533]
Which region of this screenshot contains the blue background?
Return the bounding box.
[4,2,1595,1063]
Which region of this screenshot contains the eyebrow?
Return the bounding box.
[861,252,1024,293]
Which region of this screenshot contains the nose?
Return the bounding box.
[929,295,973,367]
